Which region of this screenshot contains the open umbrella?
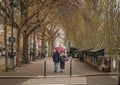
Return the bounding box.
[54,47,66,51]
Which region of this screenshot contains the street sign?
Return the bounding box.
[9,37,15,42]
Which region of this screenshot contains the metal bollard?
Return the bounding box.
[70,56,72,77]
[44,57,46,77]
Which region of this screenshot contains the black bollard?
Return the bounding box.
[70,56,72,77]
[44,57,46,77]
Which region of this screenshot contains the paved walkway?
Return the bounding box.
[0,57,5,71]
[22,77,87,85]
[0,57,103,76]
[0,57,118,85]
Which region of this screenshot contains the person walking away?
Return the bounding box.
[52,50,60,73]
[59,51,65,73]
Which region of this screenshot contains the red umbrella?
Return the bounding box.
[54,47,66,51]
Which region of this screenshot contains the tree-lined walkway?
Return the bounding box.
[0,57,117,85]
[0,57,117,76]
[0,57,103,76]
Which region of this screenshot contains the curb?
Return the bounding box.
[0,73,118,79]
[77,73,118,77]
[0,76,37,79]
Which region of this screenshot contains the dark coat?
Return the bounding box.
[59,55,65,69]
[52,51,60,62]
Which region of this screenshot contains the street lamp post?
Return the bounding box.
[9,0,16,69]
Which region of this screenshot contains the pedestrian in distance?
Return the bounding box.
[52,50,60,73]
[30,50,35,61]
[41,52,45,59]
[59,51,66,73]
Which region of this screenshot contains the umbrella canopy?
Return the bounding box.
[54,47,66,51]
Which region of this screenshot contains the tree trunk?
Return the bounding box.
[38,39,40,54]
[48,39,51,57]
[23,31,29,64]
[50,39,54,56]
[4,0,8,72]
[20,0,29,63]
[41,33,45,54]
[16,30,21,66]
[4,22,9,72]
[33,32,36,61]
